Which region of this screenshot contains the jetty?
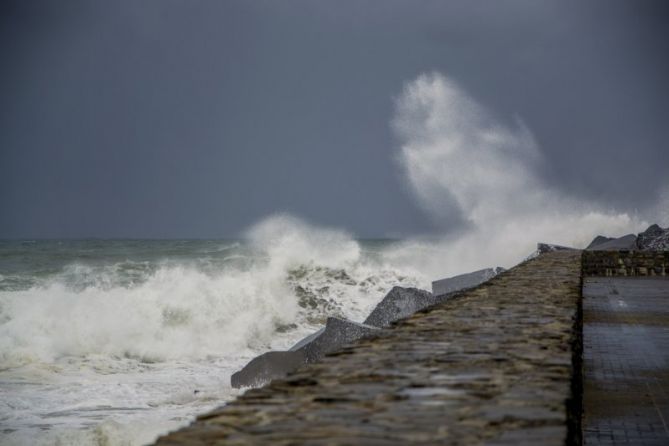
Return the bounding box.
[156,250,669,445]
[582,251,669,445]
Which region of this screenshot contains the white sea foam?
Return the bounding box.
[0,265,294,367]
[0,222,419,371]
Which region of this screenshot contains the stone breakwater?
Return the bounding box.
[581,252,669,445]
[156,251,583,445]
[582,251,669,277]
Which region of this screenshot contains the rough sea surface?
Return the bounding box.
[0,225,429,445]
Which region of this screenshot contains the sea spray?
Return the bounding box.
[390,72,650,276]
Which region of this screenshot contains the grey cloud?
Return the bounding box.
[1,0,667,238]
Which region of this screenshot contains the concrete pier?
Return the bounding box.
[582,277,669,445]
[156,251,582,445]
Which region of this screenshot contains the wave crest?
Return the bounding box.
[0,218,421,369]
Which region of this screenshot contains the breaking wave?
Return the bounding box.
[0,218,422,370]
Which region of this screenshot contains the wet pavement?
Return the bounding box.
[156,251,582,445]
[583,277,669,445]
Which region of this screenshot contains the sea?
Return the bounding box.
[0,231,431,445]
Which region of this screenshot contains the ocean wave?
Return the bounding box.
[0,217,424,369]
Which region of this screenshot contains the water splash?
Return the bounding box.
[389,72,649,277]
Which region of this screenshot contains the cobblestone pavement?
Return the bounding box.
[156,251,582,445]
[583,277,669,445]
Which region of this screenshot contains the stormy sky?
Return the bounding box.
[1,0,667,238]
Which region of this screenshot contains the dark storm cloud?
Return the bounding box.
[1,0,667,238]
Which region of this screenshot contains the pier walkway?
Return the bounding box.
[582,276,669,445]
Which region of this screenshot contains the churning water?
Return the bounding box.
[0,217,432,445]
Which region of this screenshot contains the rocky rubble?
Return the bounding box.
[363,286,437,328]
[536,243,577,253]
[231,317,378,388]
[431,267,505,296]
[636,224,669,250]
[231,287,434,388]
[587,224,669,251]
[231,270,504,388]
